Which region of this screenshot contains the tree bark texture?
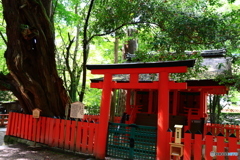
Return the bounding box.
[1,0,70,117]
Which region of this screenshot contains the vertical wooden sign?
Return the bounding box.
[32,108,41,118]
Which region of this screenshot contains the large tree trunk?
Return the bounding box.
[1,0,70,117]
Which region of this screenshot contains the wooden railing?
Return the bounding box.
[6,112,99,154]
[168,130,240,160]
[0,114,9,127]
[204,123,240,140]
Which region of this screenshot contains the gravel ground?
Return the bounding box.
[0,127,96,160]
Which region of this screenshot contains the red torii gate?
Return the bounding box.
[86,59,195,160]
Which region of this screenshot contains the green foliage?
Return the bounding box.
[131,50,207,81]
[83,87,101,114]
[0,91,14,101]
[215,54,240,91]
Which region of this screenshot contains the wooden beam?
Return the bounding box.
[90,66,187,74]
[91,81,187,90]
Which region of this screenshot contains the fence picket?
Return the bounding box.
[81,121,88,153]
[20,113,25,138]
[64,120,71,150]
[13,112,18,136]
[70,120,76,151]
[193,132,202,160]
[24,114,29,139]
[216,133,225,160]
[52,118,60,147]
[183,130,191,160]
[48,118,55,146]
[204,132,213,160]
[88,122,95,153]
[40,117,46,143]
[36,118,41,142]
[228,134,238,160]
[6,112,12,135]
[76,122,83,152]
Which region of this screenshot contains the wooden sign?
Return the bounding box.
[174,124,183,144]
[32,108,41,118]
[70,102,84,119]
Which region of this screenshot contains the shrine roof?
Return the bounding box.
[86,59,195,70]
[185,79,225,86]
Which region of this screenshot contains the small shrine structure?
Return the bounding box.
[87,58,229,159]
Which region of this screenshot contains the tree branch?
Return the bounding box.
[0,31,7,45]
[87,21,158,44]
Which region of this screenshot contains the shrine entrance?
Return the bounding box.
[86,60,195,159]
[107,122,157,160]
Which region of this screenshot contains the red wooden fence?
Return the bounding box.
[169,131,240,160]
[6,112,99,155]
[205,123,240,141]
[0,114,8,127]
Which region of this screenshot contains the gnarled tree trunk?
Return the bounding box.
[1,0,70,117]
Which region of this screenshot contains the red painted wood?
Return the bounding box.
[13,113,18,136]
[7,113,100,156]
[12,112,17,136]
[64,120,71,150]
[70,120,76,151]
[130,73,138,83]
[32,118,37,143]
[9,113,14,135]
[28,116,34,141]
[226,124,230,139]
[76,121,83,152]
[168,81,187,89]
[90,66,187,74]
[20,113,25,138]
[205,134,213,160]
[157,72,170,160]
[52,118,60,147]
[93,122,99,156]
[59,119,65,148]
[193,133,202,160]
[82,122,88,153]
[6,112,12,135]
[228,136,238,160]
[24,114,29,139]
[44,118,50,145]
[36,118,41,142]
[166,130,172,159]
[216,135,225,160]
[236,126,240,140]
[48,118,55,146]
[17,113,21,136]
[40,117,46,143]
[91,81,187,90]
[88,122,95,153]
[183,132,191,160]
[95,73,112,159]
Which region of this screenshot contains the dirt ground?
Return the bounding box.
[0,127,96,160]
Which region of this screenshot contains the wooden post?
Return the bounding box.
[32,108,41,146]
[194,131,202,160]
[183,130,191,159]
[95,73,112,159]
[157,72,170,160]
